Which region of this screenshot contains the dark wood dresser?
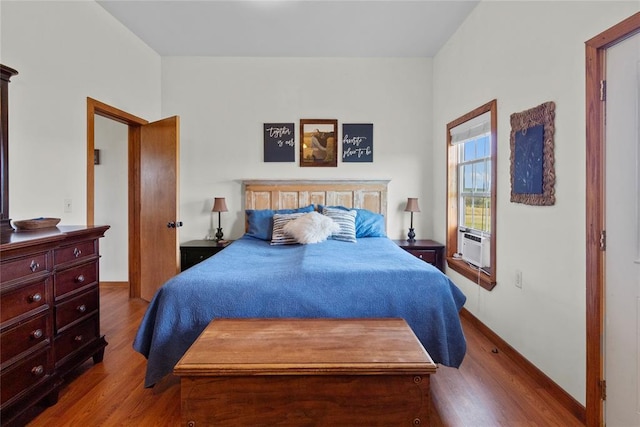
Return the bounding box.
[0,225,109,425]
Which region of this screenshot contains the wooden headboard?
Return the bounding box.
[243,180,389,216]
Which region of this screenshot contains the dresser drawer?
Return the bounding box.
[53,240,96,266]
[1,347,52,407]
[54,262,98,298]
[406,249,437,264]
[54,316,99,364]
[55,288,98,332]
[0,252,49,284]
[0,279,50,325]
[1,313,51,366]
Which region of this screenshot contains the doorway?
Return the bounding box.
[604,31,640,426]
[585,12,640,427]
[94,115,129,286]
[86,98,181,301]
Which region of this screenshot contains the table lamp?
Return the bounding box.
[212,197,228,242]
[404,198,420,242]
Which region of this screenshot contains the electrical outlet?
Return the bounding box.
[515,270,523,289]
[64,199,72,213]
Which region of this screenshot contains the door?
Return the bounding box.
[604,32,640,426]
[139,116,181,301]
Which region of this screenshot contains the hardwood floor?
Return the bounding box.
[22,285,585,426]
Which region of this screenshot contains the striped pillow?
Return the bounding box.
[322,207,357,242]
[270,212,306,245]
[283,212,339,244]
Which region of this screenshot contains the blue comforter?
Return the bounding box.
[133,236,466,387]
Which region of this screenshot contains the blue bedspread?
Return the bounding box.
[133,236,466,387]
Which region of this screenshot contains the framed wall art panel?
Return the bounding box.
[509,101,556,206]
[342,123,373,162]
[299,119,338,167]
[264,123,295,162]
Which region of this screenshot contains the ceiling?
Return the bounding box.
[97,0,480,57]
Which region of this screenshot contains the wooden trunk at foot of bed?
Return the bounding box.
[180,374,430,426]
[175,318,435,426]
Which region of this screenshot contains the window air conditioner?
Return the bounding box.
[461,233,489,268]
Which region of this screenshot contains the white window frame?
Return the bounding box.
[457,134,491,235]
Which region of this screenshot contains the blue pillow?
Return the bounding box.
[246,205,314,240]
[355,209,387,237]
[318,205,386,238]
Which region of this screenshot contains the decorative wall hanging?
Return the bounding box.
[342,123,373,162]
[299,119,338,167]
[263,123,295,162]
[510,101,556,205]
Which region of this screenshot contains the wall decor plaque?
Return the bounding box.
[264,123,295,162]
[342,123,373,163]
[510,101,556,206]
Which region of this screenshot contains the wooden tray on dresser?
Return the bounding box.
[12,218,60,230]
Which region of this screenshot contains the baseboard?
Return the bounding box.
[99,281,128,288]
[460,308,586,424]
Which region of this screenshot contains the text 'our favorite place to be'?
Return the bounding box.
[343,134,371,158]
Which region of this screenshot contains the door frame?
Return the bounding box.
[87,97,148,298]
[585,12,640,426]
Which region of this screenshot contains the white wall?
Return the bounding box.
[94,115,128,282]
[432,0,639,404]
[1,1,161,225]
[162,57,434,242]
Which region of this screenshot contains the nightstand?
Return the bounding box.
[180,240,232,271]
[393,239,445,272]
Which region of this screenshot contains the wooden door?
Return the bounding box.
[139,116,180,301]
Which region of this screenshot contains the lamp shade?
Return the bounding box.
[212,197,228,213]
[404,198,420,213]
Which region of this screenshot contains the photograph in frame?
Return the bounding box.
[300,119,338,167]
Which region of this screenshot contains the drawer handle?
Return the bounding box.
[30,293,42,303]
[31,329,43,339]
[74,335,83,342]
[31,365,44,376]
[76,274,85,283]
[73,247,82,258]
[77,304,87,313]
[29,259,40,272]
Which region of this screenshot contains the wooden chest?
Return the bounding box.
[0,225,108,425]
[174,318,437,426]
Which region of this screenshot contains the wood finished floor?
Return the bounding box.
[23,285,585,426]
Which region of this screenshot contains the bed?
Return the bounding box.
[133,180,466,388]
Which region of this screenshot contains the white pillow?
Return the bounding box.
[283,212,339,244]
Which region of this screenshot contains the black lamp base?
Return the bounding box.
[407,228,416,242]
[215,227,224,242]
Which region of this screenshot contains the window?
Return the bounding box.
[459,133,491,233]
[446,100,497,290]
